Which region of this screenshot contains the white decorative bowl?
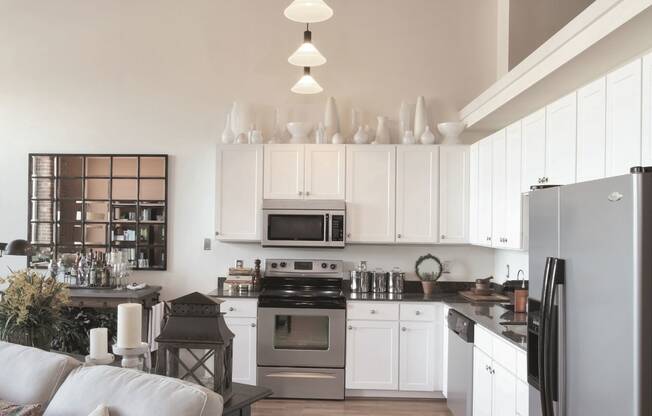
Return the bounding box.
[287,122,313,144]
[437,122,466,145]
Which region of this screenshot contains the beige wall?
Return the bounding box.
[509,0,595,69]
[0,0,499,298]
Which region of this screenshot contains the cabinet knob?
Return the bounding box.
[441,234,446,240]
[215,231,220,236]
[298,191,303,196]
[415,311,421,316]
[348,325,353,330]
[229,307,235,312]
[401,327,407,332]
[306,191,310,196]
[347,233,351,238]
[397,234,402,238]
[370,309,377,314]
[251,323,256,328]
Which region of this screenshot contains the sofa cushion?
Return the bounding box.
[44,366,223,416]
[0,400,42,416]
[87,404,109,416]
[0,342,80,407]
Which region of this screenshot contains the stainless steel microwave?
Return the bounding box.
[262,199,346,248]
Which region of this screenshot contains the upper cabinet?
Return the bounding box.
[396,146,439,244]
[576,77,607,182]
[264,144,345,200]
[504,122,524,250]
[439,146,469,244]
[606,59,642,176]
[545,92,577,185]
[491,130,507,249]
[216,145,263,241]
[477,138,493,247]
[642,52,652,166]
[469,143,480,245]
[346,145,396,243]
[521,108,547,192]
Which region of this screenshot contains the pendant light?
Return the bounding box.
[284,0,333,23]
[291,67,323,94]
[288,26,326,67]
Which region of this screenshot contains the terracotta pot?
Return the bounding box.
[421,280,435,296]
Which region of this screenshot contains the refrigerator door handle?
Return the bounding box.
[545,257,565,416]
[539,257,553,416]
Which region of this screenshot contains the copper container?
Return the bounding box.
[514,289,528,313]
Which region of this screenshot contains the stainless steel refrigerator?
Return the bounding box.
[528,170,652,416]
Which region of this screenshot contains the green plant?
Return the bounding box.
[0,269,69,349]
[51,308,117,355]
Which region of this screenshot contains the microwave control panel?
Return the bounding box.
[331,214,345,242]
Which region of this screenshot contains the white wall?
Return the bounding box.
[494,249,528,284]
[0,0,500,299]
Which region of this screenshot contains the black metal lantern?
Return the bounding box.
[155,292,234,402]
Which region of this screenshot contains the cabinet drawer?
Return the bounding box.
[399,303,439,322]
[516,350,527,382]
[474,324,493,356]
[219,298,258,318]
[347,301,399,321]
[493,335,518,375]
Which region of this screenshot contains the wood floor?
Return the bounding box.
[251,399,452,416]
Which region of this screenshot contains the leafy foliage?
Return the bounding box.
[51,307,117,355]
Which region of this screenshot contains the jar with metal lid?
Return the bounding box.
[371,269,388,293]
[388,268,405,294]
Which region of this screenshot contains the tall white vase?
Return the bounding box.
[324,97,340,140]
[221,113,235,144]
[230,101,253,138]
[374,116,390,144]
[350,108,361,142]
[269,108,284,144]
[399,101,411,137]
[414,96,427,140]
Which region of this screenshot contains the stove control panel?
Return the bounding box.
[265,259,344,278]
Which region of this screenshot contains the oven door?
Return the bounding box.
[257,307,345,368]
[262,209,344,247]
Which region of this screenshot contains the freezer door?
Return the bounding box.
[528,187,560,301]
[559,174,644,415]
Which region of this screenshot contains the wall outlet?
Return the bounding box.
[442,261,451,274]
[203,238,212,251]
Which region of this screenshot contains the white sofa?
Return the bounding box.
[0,342,223,416]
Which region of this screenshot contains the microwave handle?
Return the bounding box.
[325,213,330,242]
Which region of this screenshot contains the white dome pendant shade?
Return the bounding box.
[288,30,326,67]
[291,67,323,94]
[284,0,333,23]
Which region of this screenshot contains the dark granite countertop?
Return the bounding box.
[445,300,527,351]
[345,291,464,302]
[68,285,162,299]
[207,288,262,299]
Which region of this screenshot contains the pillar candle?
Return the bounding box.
[89,328,108,359]
[117,303,142,348]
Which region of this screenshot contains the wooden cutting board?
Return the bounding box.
[459,291,511,302]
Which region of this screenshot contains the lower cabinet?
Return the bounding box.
[345,302,443,394]
[473,347,494,416]
[219,298,258,386]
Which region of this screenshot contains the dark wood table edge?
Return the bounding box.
[223,383,272,416]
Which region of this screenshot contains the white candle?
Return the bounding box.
[117,303,142,348]
[89,327,108,359]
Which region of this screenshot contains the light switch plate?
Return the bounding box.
[203,238,212,251]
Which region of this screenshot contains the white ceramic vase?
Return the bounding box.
[324,97,341,139]
[221,113,235,144]
[402,130,417,145]
[374,116,390,144]
[269,108,284,144]
[399,101,411,138]
[315,122,327,144]
[353,126,369,144]
[250,130,264,144]
[230,101,253,138]
[414,96,427,140]
[332,132,345,144]
[350,108,361,142]
[437,122,466,145]
[420,125,436,145]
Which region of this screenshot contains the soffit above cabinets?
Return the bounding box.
[460,0,652,132]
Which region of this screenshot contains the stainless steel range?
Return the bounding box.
[257,258,346,400]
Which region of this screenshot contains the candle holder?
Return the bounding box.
[84,353,115,366]
[112,342,151,372]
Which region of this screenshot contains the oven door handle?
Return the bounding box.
[264,371,338,380]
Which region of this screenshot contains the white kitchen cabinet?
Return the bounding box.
[606,59,642,176]
[505,121,524,250]
[224,317,257,386]
[346,320,399,390]
[516,379,529,416]
[473,347,493,416]
[441,304,450,398]
[345,145,396,243]
[399,321,438,392]
[642,52,652,166]
[469,143,480,245]
[521,108,547,192]
[492,362,517,416]
[577,77,607,182]
[439,146,469,244]
[304,144,346,199]
[396,146,439,244]
[545,92,577,185]
[215,145,263,241]
[491,130,507,249]
[477,138,493,246]
[264,144,304,199]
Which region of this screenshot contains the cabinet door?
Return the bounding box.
[492,130,507,248]
[521,109,546,192]
[399,321,440,392]
[224,317,257,386]
[478,139,493,246]
[215,145,263,241]
[345,145,396,243]
[304,144,345,199]
[643,52,652,166]
[396,146,439,243]
[439,146,469,244]
[546,92,577,185]
[606,59,642,176]
[505,121,524,250]
[264,144,305,199]
[473,347,493,416]
[346,320,399,390]
[492,362,517,416]
[469,143,480,245]
[516,379,529,416]
[577,77,607,182]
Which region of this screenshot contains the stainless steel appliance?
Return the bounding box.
[447,309,474,416]
[528,169,652,416]
[388,270,405,294]
[257,259,346,400]
[371,270,388,293]
[262,200,345,248]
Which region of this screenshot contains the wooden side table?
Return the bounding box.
[223,383,272,416]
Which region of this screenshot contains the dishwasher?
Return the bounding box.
[446,309,475,416]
